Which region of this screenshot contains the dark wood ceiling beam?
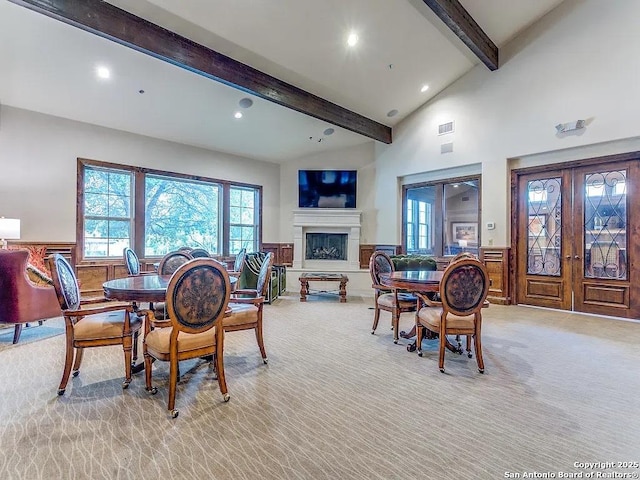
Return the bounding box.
[9,0,392,144]
[422,0,498,71]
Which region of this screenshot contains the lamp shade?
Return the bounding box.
[0,218,21,240]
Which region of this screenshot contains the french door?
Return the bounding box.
[514,157,640,318]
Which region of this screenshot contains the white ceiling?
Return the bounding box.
[0,0,565,163]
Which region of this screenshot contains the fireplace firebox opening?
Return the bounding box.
[305,233,348,261]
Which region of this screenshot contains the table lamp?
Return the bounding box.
[0,217,20,249]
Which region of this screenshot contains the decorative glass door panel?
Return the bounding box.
[583,170,627,280]
[515,157,638,319]
[526,177,562,276]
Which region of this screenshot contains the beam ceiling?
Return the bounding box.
[9,0,392,144]
[422,0,499,71]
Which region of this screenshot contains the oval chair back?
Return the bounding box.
[48,253,81,311]
[189,248,210,258]
[255,252,274,297]
[158,250,193,275]
[233,248,247,272]
[123,247,141,276]
[165,258,231,335]
[440,257,489,317]
[369,251,394,288]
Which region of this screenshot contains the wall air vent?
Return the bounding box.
[438,121,455,135]
[441,142,453,154]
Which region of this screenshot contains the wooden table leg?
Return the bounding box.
[339,279,347,303]
[299,279,307,302]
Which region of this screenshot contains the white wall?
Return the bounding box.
[0,106,281,243]
[374,0,640,247]
[279,142,376,243]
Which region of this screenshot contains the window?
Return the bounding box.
[229,186,259,254]
[78,159,261,259]
[83,166,132,257]
[145,175,221,257]
[403,177,480,256]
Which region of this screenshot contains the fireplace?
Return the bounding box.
[292,209,362,270]
[305,233,348,260]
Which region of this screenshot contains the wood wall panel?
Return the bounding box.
[359,245,401,269]
[261,243,293,266]
[76,264,111,297]
[480,247,511,305]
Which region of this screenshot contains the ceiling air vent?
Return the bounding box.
[441,142,453,154]
[438,121,455,135]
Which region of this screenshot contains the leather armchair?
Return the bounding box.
[0,249,61,343]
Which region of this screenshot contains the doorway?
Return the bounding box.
[512,153,640,318]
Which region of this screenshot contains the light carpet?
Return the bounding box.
[0,295,638,480]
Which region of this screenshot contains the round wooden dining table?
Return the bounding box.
[103,274,173,303]
[103,274,238,303]
[379,270,444,352]
[379,270,443,293]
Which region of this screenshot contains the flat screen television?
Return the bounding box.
[298,170,357,208]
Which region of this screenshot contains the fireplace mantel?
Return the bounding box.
[292,209,362,270]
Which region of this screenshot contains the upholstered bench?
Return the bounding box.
[390,255,437,272]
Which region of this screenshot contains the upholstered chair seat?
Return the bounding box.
[144,326,217,355]
[416,309,475,331]
[377,292,416,309]
[73,312,142,340]
[223,303,256,327]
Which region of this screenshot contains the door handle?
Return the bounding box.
[565,255,571,259]
[574,255,580,260]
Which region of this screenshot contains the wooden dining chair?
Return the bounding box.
[224,252,273,364]
[141,258,232,418]
[47,253,142,395]
[415,257,489,373]
[369,251,417,344]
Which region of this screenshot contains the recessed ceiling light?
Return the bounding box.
[323,128,335,136]
[347,32,359,47]
[238,98,253,109]
[387,109,398,118]
[420,84,429,93]
[234,111,243,119]
[96,66,111,79]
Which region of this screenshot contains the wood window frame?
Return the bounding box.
[76,158,263,262]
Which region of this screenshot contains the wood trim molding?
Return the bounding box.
[421,0,498,70]
[10,0,392,144]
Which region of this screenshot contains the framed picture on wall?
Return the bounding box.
[452,223,478,244]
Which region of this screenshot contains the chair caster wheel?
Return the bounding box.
[57,389,65,396]
[417,351,423,357]
[223,393,230,402]
[478,369,485,374]
[170,409,179,418]
[72,371,79,377]
[393,339,398,344]
[439,368,445,373]
[147,387,158,395]
[371,330,375,335]
[467,353,473,358]
[263,358,268,364]
[122,381,130,389]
